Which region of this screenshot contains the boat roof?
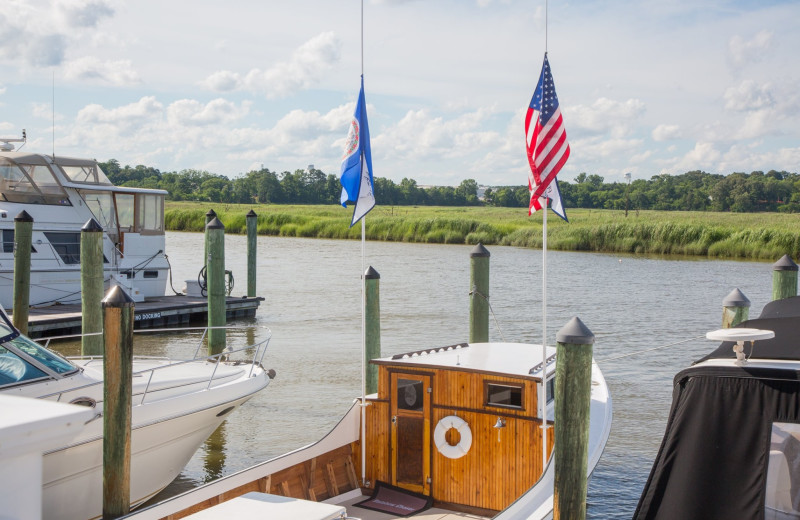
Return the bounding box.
[696,296,800,363]
[372,342,557,381]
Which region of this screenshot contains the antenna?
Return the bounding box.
[52,70,55,157]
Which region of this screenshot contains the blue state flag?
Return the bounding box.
[340,76,376,227]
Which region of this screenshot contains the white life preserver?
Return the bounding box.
[433,415,473,459]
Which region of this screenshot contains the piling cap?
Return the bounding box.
[246,209,257,218]
[206,209,217,219]
[102,285,135,307]
[556,316,595,345]
[722,287,751,308]
[206,217,225,230]
[81,218,103,232]
[14,210,33,222]
[773,254,798,272]
[364,266,380,279]
[470,243,490,258]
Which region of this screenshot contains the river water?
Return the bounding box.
[64,231,777,517]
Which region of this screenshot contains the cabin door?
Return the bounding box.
[390,373,431,495]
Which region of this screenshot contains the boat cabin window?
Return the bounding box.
[485,382,524,410]
[0,158,70,205]
[396,378,424,411]
[80,190,118,232]
[1,230,37,254]
[136,193,164,233]
[115,193,135,232]
[7,335,76,375]
[766,422,800,517]
[0,347,47,387]
[44,232,81,265]
[59,164,113,185]
[546,378,555,405]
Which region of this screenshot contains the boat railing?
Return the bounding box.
[36,325,272,405]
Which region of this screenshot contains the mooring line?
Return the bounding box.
[597,335,706,363]
[469,287,507,342]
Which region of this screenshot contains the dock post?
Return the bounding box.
[364,266,381,394]
[12,210,33,334]
[554,316,594,520]
[772,255,798,301]
[246,210,257,297]
[207,217,226,354]
[469,243,490,343]
[204,209,216,266]
[102,286,134,519]
[82,219,105,356]
[722,288,750,328]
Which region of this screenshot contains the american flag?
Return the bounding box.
[525,53,570,216]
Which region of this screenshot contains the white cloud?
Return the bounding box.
[728,30,772,70]
[723,80,774,111]
[77,96,163,126]
[32,102,64,121]
[64,57,141,86]
[566,98,646,138]
[166,99,251,127]
[670,142,722,172]
[652,124,681,142]
[200,32,342,98]
[56,0,114,28]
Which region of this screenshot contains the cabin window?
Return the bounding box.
[143,270,159,279]
[115,193,135,232]
[7,335,76,375]
[136,193,164,234]
[485,382,524,410]
[546,378,555,405]
[1,230,37,254]
[0,159,70,205]
[0,347,48,387]
[766,422,800,517]
[396,378,424,411]
[44,232,81,264]
[80,191,118,232]
[60,164,112,185]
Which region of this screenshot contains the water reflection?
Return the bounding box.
[202,423,227,483]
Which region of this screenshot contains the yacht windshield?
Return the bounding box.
[0,158,70,205]
[7,335,76,375]
[59,163,112,185]
[0,347,47,387]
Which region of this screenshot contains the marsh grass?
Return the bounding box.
[165,202,800,260]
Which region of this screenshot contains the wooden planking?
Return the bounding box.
[363,398,390,487]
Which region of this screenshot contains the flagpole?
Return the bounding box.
[359,0,367,488]
[541,197,548,472]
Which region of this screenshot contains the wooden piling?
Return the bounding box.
[206,217,226,354]
[81,219,104,356]
[364,266,381,395]
[204,209,216,268]
[772,255,798,301]
[554,316,594,520]
[722,288,750,329]
[12,211,32,334]
[246,210,257,297]
[102,286,134,519]
[469,243,490,343]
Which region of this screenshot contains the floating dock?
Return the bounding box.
[23,295,264,339]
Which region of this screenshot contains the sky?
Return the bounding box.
[0,0,798,187]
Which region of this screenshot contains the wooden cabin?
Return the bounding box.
[359,342,554,514]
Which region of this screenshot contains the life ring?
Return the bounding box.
[434,415,473,459]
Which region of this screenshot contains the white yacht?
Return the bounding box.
[0,133,168,307]
[0,306,273,520]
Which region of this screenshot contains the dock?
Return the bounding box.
[23,295,264,339]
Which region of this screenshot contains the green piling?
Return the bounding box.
[82,219,105,356]
[12,211,33,334]
[772,255,798,301]
[102,286,134,519]
[204,209,216,268]
[207,217,226,354]
[722,288,750,329]
[246,210,257,297]
[469,243,490,343]
[364,266,381,395]
[554,316,594,520]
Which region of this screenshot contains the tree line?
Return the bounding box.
[99,159,800,213]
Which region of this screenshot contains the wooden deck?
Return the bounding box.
[334,494,487,520]
[21,295,263,338]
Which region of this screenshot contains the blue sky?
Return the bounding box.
[0,0,797,186]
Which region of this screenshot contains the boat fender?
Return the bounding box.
[434,415,472,459]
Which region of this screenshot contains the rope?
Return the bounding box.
[469,286,507,342]
[597,334,706,363]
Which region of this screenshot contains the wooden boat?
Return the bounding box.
[125,340,612,519]
[634,295,800,520]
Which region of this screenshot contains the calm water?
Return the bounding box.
[63,231,776,517]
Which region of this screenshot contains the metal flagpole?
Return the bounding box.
[541,196,548,472]
[359,0,367,487]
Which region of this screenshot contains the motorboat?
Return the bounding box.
[124,340,611,519]
[0,132,169,307]
[634,295,800,520]
[0,305,273,520]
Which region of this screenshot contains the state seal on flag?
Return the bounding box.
[342,118,360,160]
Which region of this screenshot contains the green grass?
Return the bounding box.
[165,203,800,261]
